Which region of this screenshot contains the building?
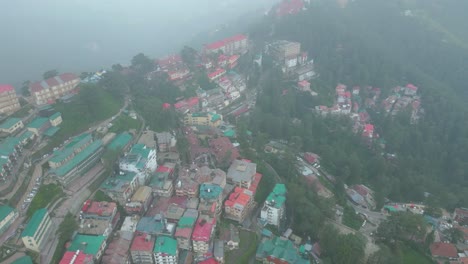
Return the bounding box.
[214,239,224,264]
[131,232,155,264]
[0,84,20,115]
[183,112,223,127]
[454,208,468,225]
[155,132,175,153]
[11,256,34,264]
[192,215,216,254]
[21,208,53,252]
[208,137,240,166]
[136,215,176,237]
[49,112,62,126]
[226,160,257,189]
[208,68,226,81]
[204,35,248,56]
[100,171,139,205]
[174,209,198,250]
[256,236,309,264]
[101,230,132,264]
[174,97,200,114]
[48,134,104,186]
[26,117,50,136]
[29,73,80,105]
[153,236,178,264]
[108,132,133,152]
[119,143,157,184]
[430,242,458,261]
[126,186,153,215]
[79,200,118,236]
[59,250,94,264]
[149,166,174,197]
[0,118,24,134]
[270,41,301,64]
[261,184,286,227]
[67,234,107,260]
[224,187,254,223]
[199,183,224,217]
[0,205,18,236]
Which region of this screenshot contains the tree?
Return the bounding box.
[21,80,30,97]
[99,71,128,98]
[112,64,124,72]
[181,46,198,67]
[445,228,464,244]
[367,245,399,264]
[102,149,121,173]
[377,212,427,243]
[131,53,154,73]
[43,69,58,80]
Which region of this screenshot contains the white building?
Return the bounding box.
[21,208,53,252]
[119,143,157,184]
[260,184,286,227]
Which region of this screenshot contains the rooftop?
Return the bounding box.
[0,84,14,94]
[27,117,49,129]
[225,187,253,208]
[0,205,15,221]
[108,132,132,150]
[0,118,22,129]
[67,234,106,256]
[227,160,256,183]
[49,133,92,163]
[136,216,175,236]
[178,216,197,229]
[265,184,287,209]
[199,184,223,200]
[22,208,48,237]
[49,112,61,120]
[192,216,215,242]
[154,236,178,256]
[256,236,308,264]
[131,233,155,252]
[430,242,458,258]
[59,250,93,264]
[51,140,103,177]
[100,171,137,192]
[44,126,60,137]
[81,200,117,217]
[29,73,79,93]
[205,34,247,50]
[131,186,152,202]
[174,227,193,239]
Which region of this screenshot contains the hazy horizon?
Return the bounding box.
[0,0,277,87]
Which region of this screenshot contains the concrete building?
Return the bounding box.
[226,160,257,189]
[224,187,254,223]
[192,215,216,254]
[119,143,157,184]
[149,165,174,198]
[67,234,107,261]
[270,41,301,63]
[136,215,175,237]
[204,34,248,56]
[256,236,309,264]
[153,236,178,264]
[0,205,18,236]
[107,132,133,152]
[175,209,198,250]
[0,84,20,115]
[78,200,118,236]
[21,208,53,252]
[214,239,225,264]
[0,118,24,134]
[155,132,176,153]
[59,250,94,264]
[260,184,287,227]
[26,117,50,136]
[29,73,80,105]
[183,112,222,127]
[126,186,153,215]
[101,230,132,264]
[131,232,155,264]
[199,183,224,217]
[48,134,104,186]
[100,171,139,205]
[49,112,62,126]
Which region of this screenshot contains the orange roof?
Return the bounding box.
[225,187,253,208]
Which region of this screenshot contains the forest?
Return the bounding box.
[245,0,468,210]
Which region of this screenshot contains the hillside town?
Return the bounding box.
[0,1,468,264]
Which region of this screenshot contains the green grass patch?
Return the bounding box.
[238,230,258,264]
[51,213,78,264]
[26,184,64,218]
[401,243,433,264]
[342,205,364,230]
[108,114,141,133]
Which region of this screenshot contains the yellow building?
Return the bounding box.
[29,73,80,105]
[0,85,20,115]
[183,112,222,127]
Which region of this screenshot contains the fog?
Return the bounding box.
[0,0,277,86]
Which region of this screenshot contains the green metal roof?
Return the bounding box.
[191,112,208,117]
[49,134,92,163]
[17,130,34,142]
[266,184,287,209]
[256,236,307,264]
[67,234,106,256]
[49,112,61,120]
[108,132,132,150]
[11,256,33,264]
[44,126,60,137]
[100,171,136,191]
[27,117,49,129]
[130,143,150,157]
[0,137,21,156]
[22,208,48,237]
[0,205,15,221]
[0,118,22,129]
[154,236,177,255]
[211,114,221,122]
[52,140,103,177]
[178,216,196,228]
[199,184,223,200]
[223,129,236,138]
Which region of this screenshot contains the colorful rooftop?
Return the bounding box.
[81,200,117,217]
[225,187,253,208]
[0,118,22,129]
[154,236,178,256]
[100,171,137,192]
[22,208,48,237]
[44,126,60,137]
[49,133,92,163]
[192,217,215,242]
[131,232,155,252]
[199,184,223,200]
[256,236,308,264]
[67,234,106,256]
[178,216,197,228]
[265,184,287,209]
[51,139,103,177]
[59,250,94,264]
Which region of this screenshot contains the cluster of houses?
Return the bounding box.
[381,84,423,124]
[346,184,376,210]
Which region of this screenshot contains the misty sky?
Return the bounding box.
[0,0,277,86]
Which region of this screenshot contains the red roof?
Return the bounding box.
[406,83,418,91]
[430,242,458,258]
[249,173,262,193]
[198,258,219,264]
[0,84,14,94]
[303,152,319,164]
[59,250,94,264]
[175,227,193,239]
[225,187,252,207]
[156,166,173,173]
[364,124,374,133]
[30,73,79,93]
[208,68,226,79]
[82,200,117,216]
[157,54,182,68]
[205,34,247,50]
[131,233,155,251]
[192,217,215,242]
[163,103,171,109]
[174,97,199,109]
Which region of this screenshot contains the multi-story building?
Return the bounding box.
[205,35,248,56]
[192,215,216,254]
[59,250,94,264]
[119,143,157,185]
[175,209,198,250]
[199,184,224,217]
[183,112,222,127]
[270,41,301,64]
[101,230,133,264]
[0,84,20,115]
[67,234,107,261]
[29,73,80,105]
[226,160,257,189]
[48,134,104,186]
[136,215,176,237]
[26,117,50,136]
[214,239,225,264]
[78,200,118,236]
[224,187,254,223]
[131,232,155,264]
[126,186,153,215]
[48,112,62,126]
[21,208,53,252]
[260,184,286,227]
[155,132,175,153]
[100,171,139,205]
[0,205,18,236]
[149,165,174,197]
[0,118,23,134]
[153,236,178,264]
[255,236,309,264]
[108,132,133,152]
